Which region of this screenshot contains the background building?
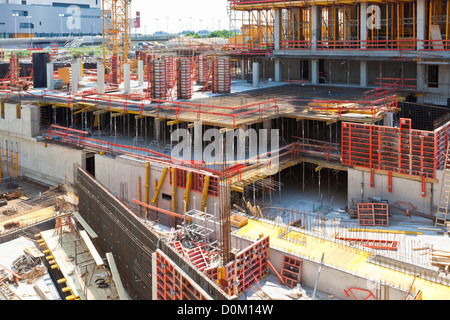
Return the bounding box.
[0,0,102,38]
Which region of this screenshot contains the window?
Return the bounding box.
[22,0,27,4]
[162,193,172,201]
[19,23,34,29]
[427,65,439,88]
[1,102,5,119]
[12,10,28,16]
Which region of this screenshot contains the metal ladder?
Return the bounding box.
[0,271,20,300]
[436,142,450,227]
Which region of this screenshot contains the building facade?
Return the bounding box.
[0,0,102,38]
[228,0,450,98]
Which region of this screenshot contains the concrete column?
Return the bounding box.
[70,63,79,93]
[311,5,320,50]
[275,59,282,82]
[252,61,260,87]
[123,63,131,94]
[311,59,319,84]
[383,112,394,127]
[416,0,426,50]
[360,60,368,87]
[97,62,105,94]
[416,63,426,91]
[138,60,144,87]
[274,9,282,50]
[241,59,246,80]
[77,57,83,80]
[360,2,367,49]
[46,63,54,90]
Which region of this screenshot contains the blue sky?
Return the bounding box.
[130,0,231,34]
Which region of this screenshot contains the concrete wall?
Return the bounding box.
[94,155,219,216]
[367,61,417,87]
[416,64,450,96]
[0,102,82,186]
[231,233,406,300]
[347,167,444,215]
[322,59,360,85]
[0,102,40,139]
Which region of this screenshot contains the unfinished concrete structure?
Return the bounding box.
[0,0,449,301]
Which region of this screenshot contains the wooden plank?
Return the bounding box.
[106,252,129,300]
[79,230,104,266]
[73,212,98,239]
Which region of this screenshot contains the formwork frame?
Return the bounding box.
[280,255,302,288]
[155,250,212,300]
[357,203,389,227]
[341,118,437,180]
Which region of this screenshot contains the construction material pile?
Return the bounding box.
[429,249,450,275]
[11,254,44,284]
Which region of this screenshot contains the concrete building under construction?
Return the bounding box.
[0,0,449,301]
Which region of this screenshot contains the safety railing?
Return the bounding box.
[34,90,280,129]
[280,40,311,49]
[224,43,274,55]
[240,38,450,51]
[364,78,417,101]
[421,39,450,51]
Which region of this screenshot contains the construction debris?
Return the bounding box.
[429,249,450,275]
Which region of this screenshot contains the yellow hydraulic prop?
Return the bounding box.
[201,175,210,212]
[171,167,177,213]
[144,162,150,217]
[184,171,192,212]
[151,167,168,206]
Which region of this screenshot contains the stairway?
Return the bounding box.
[436,142,450,227]
[171,241,209,272]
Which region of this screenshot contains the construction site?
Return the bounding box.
[0,0,449,302]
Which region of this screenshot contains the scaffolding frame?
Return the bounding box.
[102,0,131,85]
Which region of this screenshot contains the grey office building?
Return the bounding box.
[0,0,103,38]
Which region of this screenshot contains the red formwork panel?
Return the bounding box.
[281,255,302,288]
[205,236,270,297]
[155,250,211,300]
[342,119,436,179]
[435,121,450,170]
[234,235,270,294]
[357,203,389,227]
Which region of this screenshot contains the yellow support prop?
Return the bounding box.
[171,167,177,213]
[201,175,210,212]
[184,172,192,212]
[151,167,168,205]
[144,162,150,217]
